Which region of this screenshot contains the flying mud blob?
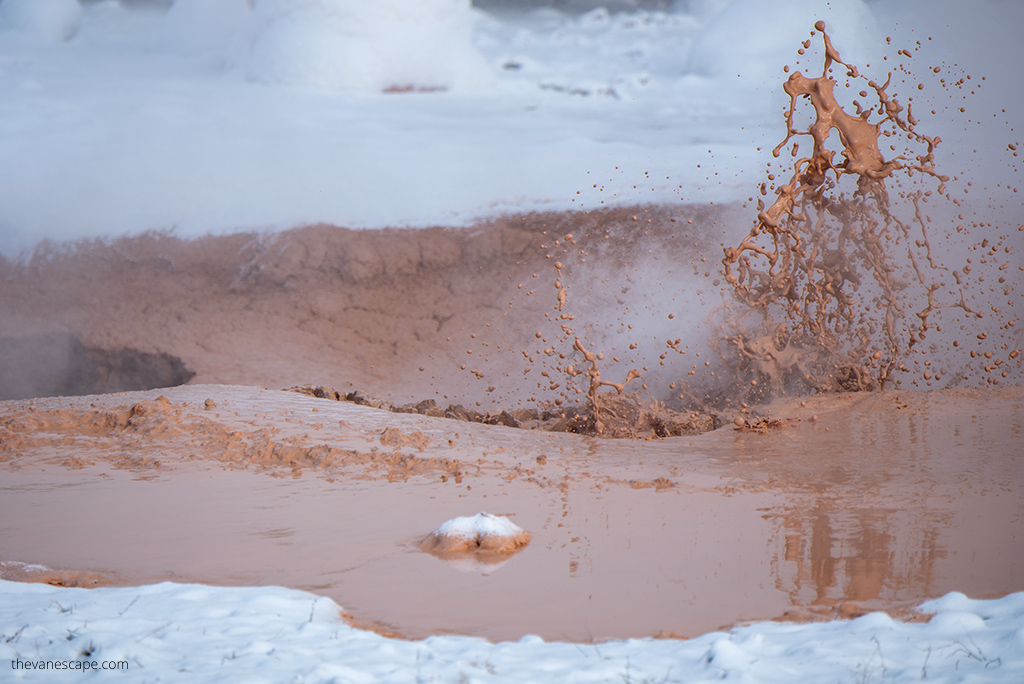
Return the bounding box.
[536,18,1020,429]
[420,512,531,559]
[717,20,1017,395]
[291,19,1019,439]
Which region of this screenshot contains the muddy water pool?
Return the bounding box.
[0,385,1021,642]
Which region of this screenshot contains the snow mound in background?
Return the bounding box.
[688,0,879,88]
[160,0,251,55]
[0,0,1018,254]
[246,0,493,92]
[423,512,531,554]
[0,0,81,42]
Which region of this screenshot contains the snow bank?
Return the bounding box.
[2,580,1023,682]
[422,512,531,554]
[0,0,81,42]
[245,0,493,91]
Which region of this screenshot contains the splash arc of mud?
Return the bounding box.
[490,20,1020,433]
[718,21,1007,396]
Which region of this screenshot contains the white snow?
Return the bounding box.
[246,0,493,92]
[0,561,49,574]
[0,0,1018,257]
[2,579,1023,682]
[0,0,81,42]
[433,512,527,540]
[0,0,888,256]
[159,0,250,55]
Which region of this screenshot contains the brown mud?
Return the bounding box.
[0,204,726,416]
[287,384,722,439]
[0,561,111,589]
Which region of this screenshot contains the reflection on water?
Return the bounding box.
[725,387,1023,619]
[775,505,950,610]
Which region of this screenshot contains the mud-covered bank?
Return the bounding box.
[0,204,727,410]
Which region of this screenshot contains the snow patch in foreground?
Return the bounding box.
[2,580,1023,682]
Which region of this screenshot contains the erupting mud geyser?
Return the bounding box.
[470,19,1022,435]
[0,7,1022,650]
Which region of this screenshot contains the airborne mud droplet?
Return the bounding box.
[482,18,1024,435]
[715,21,1021,398]
[490,19,1022,436]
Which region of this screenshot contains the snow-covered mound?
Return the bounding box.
[159,0,250,55]
[246,0,493,91]
[0,0,81,42]
[422,512,531,554]
[2,580,1023,682]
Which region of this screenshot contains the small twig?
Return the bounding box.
[50,600,73,614]
[137,621,173,642]
[872,636,889,677]
[118,595,140,617]
[3,625,26,643]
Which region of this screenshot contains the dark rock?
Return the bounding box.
[444,404,472,421]
[485,411,519,428]
[414,399,438,413]
[308,386,342,400]
[345,390,391,410]
[510,408,539,422]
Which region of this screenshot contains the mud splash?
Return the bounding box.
[717,22,1021,399]
[434,21,1022,436]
